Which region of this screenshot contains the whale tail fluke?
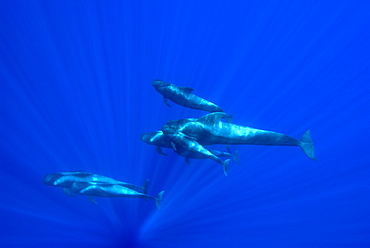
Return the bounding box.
[300,130,317,160]
[223,159,230,176]
[225,146,240,165]
[155,191,165,209]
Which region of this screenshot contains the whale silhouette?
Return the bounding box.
[152,80,224,113]
[43,171,148,196]
[165,112,316,160]
[162,125,230,176]
[70,182,164,208]
[141,131,239,165]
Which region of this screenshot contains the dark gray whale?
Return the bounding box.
[140,131,173,156]
[141,131,239,165]
[166,112,316,160]
[70,182,164,208]
[43,171,148,196]
[152,80,224,113]
[162,125,230,176]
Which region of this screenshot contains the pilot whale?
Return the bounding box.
[139,115,233,156]
[141,131,173,156]
[152,80,224,113]
[166,112,316,160]
[175,144,238,166]
[141,130,239,165]
[70,182,164,209]
[43,171,148,196]
[162,125,230,176]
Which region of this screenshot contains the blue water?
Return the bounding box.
[1,1,370,247]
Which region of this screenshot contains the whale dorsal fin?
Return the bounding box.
[178,87,194,93]
[142,179,149,194]
[198,112,227,124]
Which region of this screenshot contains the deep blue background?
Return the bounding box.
[1,1,369,247]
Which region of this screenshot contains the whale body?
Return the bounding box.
[71,182,164,208]
[165,112,316,160]
[141,130,239,165]
[152,80,224,113]
[162,126,230,175]
[42,172,148,196]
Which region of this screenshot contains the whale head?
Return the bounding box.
[141,131,161,144]
[152,79,171,90]
[141,133,151,143]
[141,131,172,147]
[42,173,61,186]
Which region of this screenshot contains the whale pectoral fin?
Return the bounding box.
[179,87,194,93]
[88,196,98,204]
[163,97,171,107]
[63,188,76,197]
[171,142,177,151]
[198,112,227,124]
[223,159,230,176]
[156,146,168,156]
[185,157,192,165]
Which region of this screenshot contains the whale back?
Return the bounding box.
[197,112,227,126]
